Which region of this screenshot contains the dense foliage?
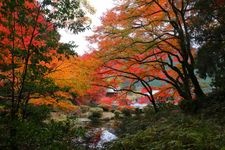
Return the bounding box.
[194,0,225,91]
[88,0,208,112]
[0,104,86,149]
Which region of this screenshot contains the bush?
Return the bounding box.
[121,108,132,117]
[9,120,85,149]
[135,108,143,115]
[88,111,102,125]
[143,105,155,118]
[0,105,86,149]
[158,102,178,111]
[25,104,51,123]
[114,110,122,119]
[178,99,198,113]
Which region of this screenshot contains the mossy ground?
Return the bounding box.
[107,92,225,150]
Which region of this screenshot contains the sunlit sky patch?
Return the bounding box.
[59,0,115,55]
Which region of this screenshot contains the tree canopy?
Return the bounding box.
[88,0,208,110]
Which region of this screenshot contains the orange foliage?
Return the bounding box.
[87,0,202,105]
[29,97,78,111]
[30,97,57,106]
[48,52,103,99]
[56,101,78,111]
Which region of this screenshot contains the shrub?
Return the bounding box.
[158,102,178,111]
[143,105,156,119]
[25,104,51,123]
[88,111,102,125]
[178,99,198,113]
[9,119,85,149]
[0,105,86,149]
[121,108,132,117]
[135,108,143,115]
[114,110,122,119]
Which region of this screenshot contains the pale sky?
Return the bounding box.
[59,0,115,55]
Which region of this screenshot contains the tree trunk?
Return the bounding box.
[22,93,30,119]
[187,65,206,99]
[152,100,159,113]
[147,95,158,113]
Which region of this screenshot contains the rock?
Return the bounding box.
[117,113,124,118]
[79,112,92,118]
[49,112,67,122]
[99,104,111,111]
[72,137,85,145]
[101,112,115,121]
[96,129,117,149]
[80,105,90,113]
[131,114,136,117]
[90,107,104,113]
[77,118,92,123]
[74,118,91,127]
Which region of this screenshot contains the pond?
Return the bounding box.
[72,127,117,149]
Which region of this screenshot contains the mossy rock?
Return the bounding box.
[49,112,67,122]
[90,107,104,114]
[101,112,115,121]
[114,110,122,118]
[80,105,90,113]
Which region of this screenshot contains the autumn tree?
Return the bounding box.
[92,53,160,111]
[0,0,94,117]
[48,52,104,105]
[89,0,206,107]
[0,0,93,148]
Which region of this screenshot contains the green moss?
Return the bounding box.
[108,101,225,150]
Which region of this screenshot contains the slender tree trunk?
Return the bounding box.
[147,95,158,113]
[10,10,18,150]
[187,65,206,98]
[149,89,158,113]
[181,62,193,99]
[10,24,16,121]
[16,52,30,113]
[22,93,30,119]
[151,99,159,113]
[140,80,158,112]
[16,6,41,113]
